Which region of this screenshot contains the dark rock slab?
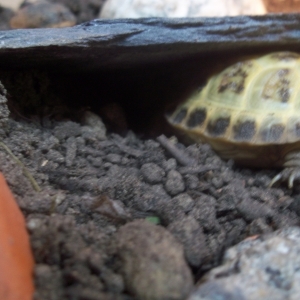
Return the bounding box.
[1,14,300,134]
[0,14,300,72]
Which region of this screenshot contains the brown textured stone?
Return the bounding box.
[263,0,300,13]
[10,0,76,29]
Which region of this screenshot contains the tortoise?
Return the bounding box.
[167,51,300,188]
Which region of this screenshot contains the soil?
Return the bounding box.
[0,108,299,299]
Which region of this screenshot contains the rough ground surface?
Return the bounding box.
[189,226,300,300]
[0,112,300,299]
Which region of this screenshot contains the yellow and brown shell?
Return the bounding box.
[167,52,300,168]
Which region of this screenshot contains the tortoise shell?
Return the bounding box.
[167,52,300,168]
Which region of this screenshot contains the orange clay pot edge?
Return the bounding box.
[0,172,35,300]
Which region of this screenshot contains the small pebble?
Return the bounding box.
[140,163,165,184]
[162,158,177,172]
[121,157,130,165]
[212,177,223,189]
[106,153,122,164]
[168,215,209,267]
[184,174,199,190]
[65,137,77,167]
[40,135,59,151]
[46,149,65,164]
[53,121,81,141]
[172,193,194,212]
[82,111,106,139]
[87,155,103,167]
[165,170,185,196]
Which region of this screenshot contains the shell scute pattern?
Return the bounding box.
[186,108,207,128]
[207,116,230,136]
[168,52,300,168]
[217,61,252,94]
[233,119,256,141]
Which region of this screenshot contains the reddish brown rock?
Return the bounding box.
[263,0,300,12]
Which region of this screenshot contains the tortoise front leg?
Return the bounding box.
[270,151,300,188]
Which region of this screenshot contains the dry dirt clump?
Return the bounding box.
[0,109,299,299]
[113,220,193,300]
